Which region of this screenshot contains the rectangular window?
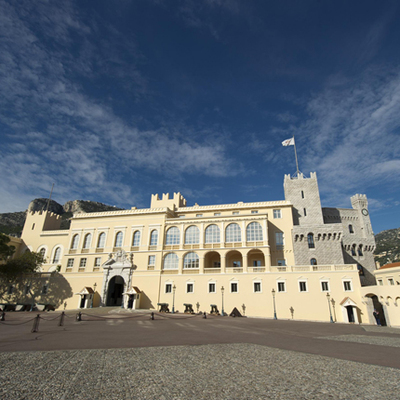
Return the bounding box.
[277,259,286,266]
[273,209,281,219]
[187,283,194,293]
[165,283,172,293]
[209,283,216,293]
[213,261,221,268]
[66,259,74,270]
[275,232,284,246]
[79,258,87,270]
[42,284,48,295]
[233,261,241,268]
[251,210,258,214]
[299,281,307,292]
[388,278,395,285]
[179,215,185,218]
[232,211,239,215]
[7,285,14,295]
[277,282,285,292]
[148,255,156,266]
[343,281,352,291]
[321,281,329,292]
[303,208,307,216]
[231,282,238,293]
[301,190,304,198]
[254,282,261,292]
[378,279,383,286]
[214,213,221,216]
[253,260,261,267]
[196,214,203,217]
[94,257,101,267]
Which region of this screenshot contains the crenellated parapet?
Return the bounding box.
[150,192,187,210]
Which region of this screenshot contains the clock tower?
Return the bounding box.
[351,194,373,239]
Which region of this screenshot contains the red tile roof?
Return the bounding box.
[379,262,400,270]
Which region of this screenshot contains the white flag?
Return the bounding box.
[282,137,295,146]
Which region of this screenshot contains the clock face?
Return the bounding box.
[362,208,369,216]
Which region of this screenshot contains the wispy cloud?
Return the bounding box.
[0,1,237,212]
[280,67,400,208]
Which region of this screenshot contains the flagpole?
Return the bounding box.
[293,136,300,176]
[45,183,55,212]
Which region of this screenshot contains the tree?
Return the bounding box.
[0,251,44,281]
[0,232,15,261]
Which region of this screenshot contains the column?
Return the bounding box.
[264,246,271,270]
[221,255,226,274]
[242,253,248,273]
[178,255,184,275]
[199,256,205,274]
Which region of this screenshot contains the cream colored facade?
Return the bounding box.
[5,173,382,324]
[359,263,400,327]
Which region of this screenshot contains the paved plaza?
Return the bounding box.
[1,308,400,399]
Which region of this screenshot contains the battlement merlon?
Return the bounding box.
[150,192,187,210]
[351,194,368,210]
[284,172,318,182]
[22,210,63,238]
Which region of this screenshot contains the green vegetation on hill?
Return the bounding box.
[374,228,400,267]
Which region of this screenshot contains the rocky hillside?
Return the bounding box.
[374,228,400,267]
[0,199,124,237]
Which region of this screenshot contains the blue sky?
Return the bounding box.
[0,0,399,234]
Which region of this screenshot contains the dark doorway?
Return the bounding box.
[80,296,86,308]
[107,276,124,306]
[346,306,355,323]
[372,295,387,326]
[127,295,134,309]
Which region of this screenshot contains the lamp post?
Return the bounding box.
[327,292,334,323]
[331,298,336,322]
[172,285,176,314]
[221,286,225,316]
[272,288,277,320]
[91,283,97,308]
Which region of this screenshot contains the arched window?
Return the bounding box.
[226,223,241,243]
[53,247,61,263]
[358,245,363,257]
[185,226,200,244]
[163,253,179,269]
[39,248,46,259]
[83,233,92,249]
[310,258,317,266]
[351,244,356,256]
[349,224,354,234]
[132,231,141,247]
[115,232,123,247]
[205,224,220,243]
[71,234,79,249]
[150,230,158,246]
[307,233,315,249]
[246,222,263,241]
[166,227,180,245]
[184,252,199,269]
[97,232,106,248]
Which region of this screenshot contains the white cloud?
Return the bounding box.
[0,1,237,213]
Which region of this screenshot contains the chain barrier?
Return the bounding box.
[0,317,37,326]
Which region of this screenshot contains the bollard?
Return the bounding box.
[59,311,65,327]
[203,312,207,319]
[151,312,154,320]
[1,311,5,321]
[31,314,40,333]
[76,312,82,321]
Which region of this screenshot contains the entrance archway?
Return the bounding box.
[107,276,125,306]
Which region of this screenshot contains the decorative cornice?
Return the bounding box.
[165,215,268,225]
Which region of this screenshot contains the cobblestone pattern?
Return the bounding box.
[1,343,400,399]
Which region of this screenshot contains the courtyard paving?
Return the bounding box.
[1,308,399,399]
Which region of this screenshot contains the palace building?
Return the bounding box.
[6,172,389,325]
